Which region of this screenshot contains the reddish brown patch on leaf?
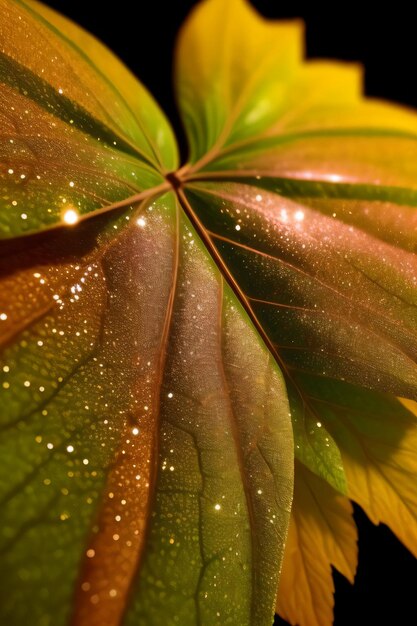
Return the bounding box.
[70,397,156,626]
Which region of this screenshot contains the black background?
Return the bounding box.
[44,2,417,625]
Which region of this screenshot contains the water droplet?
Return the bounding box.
[62,208,79,225]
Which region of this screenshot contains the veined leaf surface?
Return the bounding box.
[182,180,417,492]
[2,0,417,625]
[175,1,417,623]
[0,0,175,237]
[0,192,293,626]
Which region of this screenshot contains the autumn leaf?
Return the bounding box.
[307,380,417,561]
[277,460,357,626]
[1,0,417,625]
[277,377,417,626]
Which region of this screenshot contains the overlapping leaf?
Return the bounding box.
[2,0,417,625]
[310,382,417,560]
[276,461,357,626]
[175,0,303,161]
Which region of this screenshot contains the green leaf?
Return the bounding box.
[179,166,417,492]
[0,0,175,237]
[22,0,178,171]
[184,181,417,396]
[0,192,293,626]
[175,0,303,162]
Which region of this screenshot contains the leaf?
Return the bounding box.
[180,179,413,491]
[302,376,417,560]
[176,0,417,172]
[175,0,303,161]
[3,0,417,624]
[0,192,293,626]
[276,461,357,626]
[0,0,175,237]
[176,0,417,498]
[273,374,417,626]
[175,3,417,618]
[22,0,178,171]
[184,181,417,400]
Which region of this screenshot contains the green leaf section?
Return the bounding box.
[288,386,345,493]
[17,0,178,169]
[0,206,136,624]
[0,0,177,238]
[185,181,417,397]
[123,213,293,626]
[200,129,417,190]
[183,178,417,490]
[0,86,164,237]
[175,0,303,162]
[0,192,293,626]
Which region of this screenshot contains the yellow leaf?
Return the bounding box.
[176,0,417,169]
[277,461,357,626]
[334,397,417,559]
[175,0,303,160]
[301,380,417,567]
[266,61,417,137]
